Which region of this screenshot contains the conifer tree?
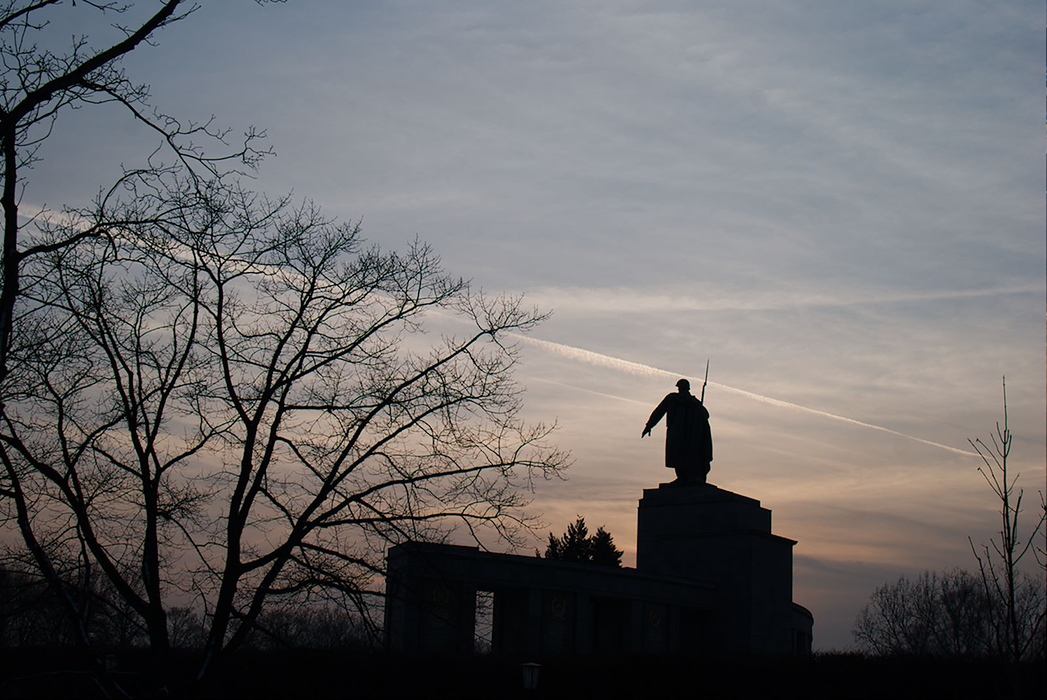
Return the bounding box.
[543,517,622,567]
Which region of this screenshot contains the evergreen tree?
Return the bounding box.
[543,517,622,567]
[590,527,624,567]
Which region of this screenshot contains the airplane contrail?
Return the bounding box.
[513,334,978,458]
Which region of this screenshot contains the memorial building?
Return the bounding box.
[384,482,814,656]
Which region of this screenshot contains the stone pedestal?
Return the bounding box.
[636,483,796,653]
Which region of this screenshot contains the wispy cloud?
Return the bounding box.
[23,0,1041,654]
[515,334,979,457]
[524,284,1044,314]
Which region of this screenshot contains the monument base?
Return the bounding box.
[636,481,803,653]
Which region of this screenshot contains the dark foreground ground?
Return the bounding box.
[1,649,1044,699]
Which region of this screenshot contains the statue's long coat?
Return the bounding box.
[645,392,713,469]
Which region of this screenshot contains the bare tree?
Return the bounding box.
[0,165,566,691]
[852,570,994,657]
[0,1,276,382]
[968,377,1047,662]
[854,381,1047,662]
[0,5,566,693]
[0,5,275,693]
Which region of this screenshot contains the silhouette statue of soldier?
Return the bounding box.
[642,378,713,486]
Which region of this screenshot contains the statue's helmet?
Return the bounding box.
[676,378,690,391]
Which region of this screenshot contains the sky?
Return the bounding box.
[26,0,1046,651]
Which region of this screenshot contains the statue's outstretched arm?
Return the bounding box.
[642,397,669,438]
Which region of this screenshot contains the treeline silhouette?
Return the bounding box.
[2,560,1044,699]
[0,564,372,653]
[854,568,1045,660]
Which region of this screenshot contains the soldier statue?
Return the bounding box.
[642,378,713,486]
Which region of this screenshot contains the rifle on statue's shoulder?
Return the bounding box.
[700,359,709,402]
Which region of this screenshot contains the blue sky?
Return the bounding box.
[27,0,1046,650]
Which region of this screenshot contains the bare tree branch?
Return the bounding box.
[2,165,567,684]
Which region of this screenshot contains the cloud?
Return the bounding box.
[515,334,979,457]
[17,0,1043,655]
[523,284,1044,315]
